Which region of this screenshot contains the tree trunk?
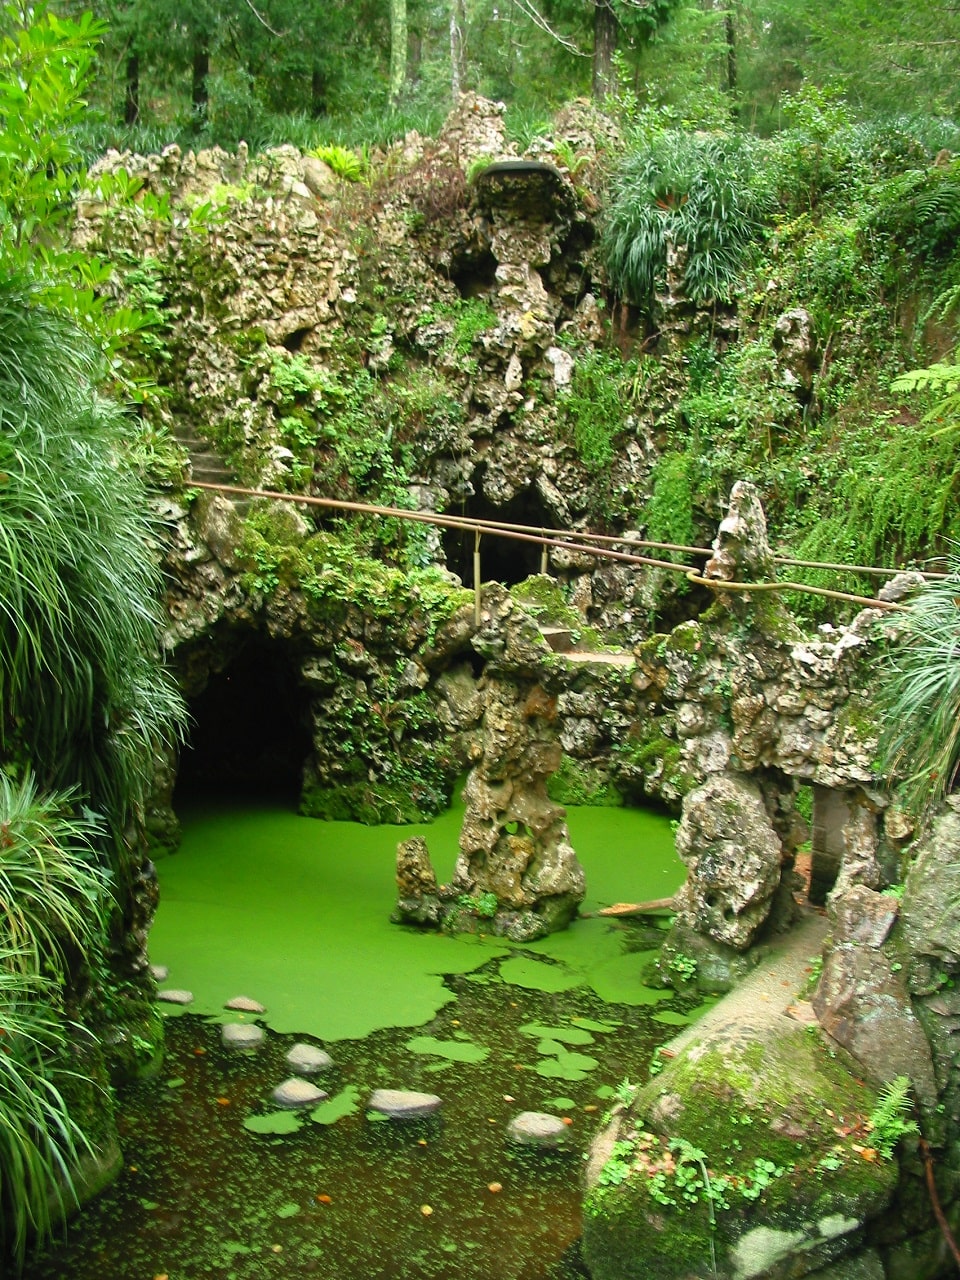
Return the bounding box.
[124,50,140,125]
[725,6,737,96]
[450,0,466,100]
[192,39,210,115]
[592,0,617,101]
[389,0,407,104]
[311,65,325,117]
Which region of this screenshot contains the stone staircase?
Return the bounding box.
[173,424,253,514]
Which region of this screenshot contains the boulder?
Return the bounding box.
[221,1023,265,1050]
[673,773,783,950]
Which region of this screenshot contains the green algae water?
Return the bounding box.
[25,800,694,1280]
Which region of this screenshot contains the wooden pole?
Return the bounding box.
[474,531,482,626]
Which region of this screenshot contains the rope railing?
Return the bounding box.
[189,480,913,615]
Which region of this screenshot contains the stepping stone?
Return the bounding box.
[149,964,169,982]
[271,1077,328,1109]
[507,1111,570,1148]
[221,1022,265,1050]
[286,1043,334,1075]
[225,996,266,1013]
[367,1089,442,1120]
[157,988,192,1005]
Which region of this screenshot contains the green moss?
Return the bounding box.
[664,619,703,654]
[510,575,598,645]
[612,722,693,807]
[548,756,623,807]
[300,779,447,825]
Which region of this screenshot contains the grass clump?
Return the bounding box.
[603,130,769,310]
[0,773,113,1273]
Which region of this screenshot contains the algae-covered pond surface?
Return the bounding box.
[27,800,698,1280]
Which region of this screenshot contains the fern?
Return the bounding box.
[867,1076,919,1160]
[892,353,960,436]
[309,144,365,183]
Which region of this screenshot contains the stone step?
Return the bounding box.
[539,626,574,653]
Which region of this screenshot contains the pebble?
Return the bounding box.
[506,1111,570,1148]
[149,964,169,982]
[271,1077,328,1109]
[367,1089,442,1120]
[221,1022,265,1050]
[157,988,193,1005]
[224,996,266,1013]
[286,1042,334,1075]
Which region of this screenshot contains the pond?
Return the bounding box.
[25,798,702,1280]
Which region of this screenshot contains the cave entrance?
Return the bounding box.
[443,475,552,587]
[174,633,313,807]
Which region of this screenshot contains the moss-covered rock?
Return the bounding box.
[583,1020,897,1280]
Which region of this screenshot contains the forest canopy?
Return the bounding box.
[34,0,960,155]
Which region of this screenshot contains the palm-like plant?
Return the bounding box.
[877,561,960,811]
[602,130,770,310]
[0,272,185,852]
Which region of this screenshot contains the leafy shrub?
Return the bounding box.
[0,274,185,846]
[558,349,637,471]
[603,130,770,309]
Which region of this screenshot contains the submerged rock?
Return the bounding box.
[272,1077,328,1109]
[221,1022,265,1050]
[286,1042,334,1075]
[367,1089,442,1119]
[507,1111,570,1148]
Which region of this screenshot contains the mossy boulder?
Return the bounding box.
[583,1020,897,1280]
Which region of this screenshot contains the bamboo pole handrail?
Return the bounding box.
[189,481,914,613]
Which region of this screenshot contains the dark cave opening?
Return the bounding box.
[442,473,552,587]
[449,249,498,298]
[174,634,313,807]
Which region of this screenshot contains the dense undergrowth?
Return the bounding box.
[598,97,960,620]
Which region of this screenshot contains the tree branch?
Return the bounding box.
[510,0,590,55]
[240,0,284,38]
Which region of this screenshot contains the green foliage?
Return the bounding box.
[667,952,697,983]
[548,756,622,807]
[310,143,366,183]
[0,772,110,985]
[0,772,113,1272]
[875,560,960,812]
[558,349,637,472]
[0,273,185,848]
[867,1076,919,1159]
[603,130,770,309]
[787,415,960,615]
[0,4,104,261]
[643,450,699,561]
[892,354,960,437]
[456,891,499,919]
